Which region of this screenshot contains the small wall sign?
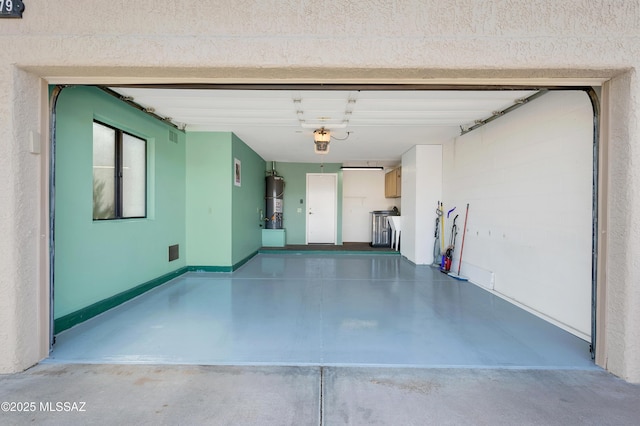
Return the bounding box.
[1,0,25,18]
[234,158,241,187]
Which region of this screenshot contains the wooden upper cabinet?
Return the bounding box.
[385,167,401,198]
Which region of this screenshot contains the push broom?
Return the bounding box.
[448,203,469,281]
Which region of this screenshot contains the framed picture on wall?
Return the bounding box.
[234,158,241,187]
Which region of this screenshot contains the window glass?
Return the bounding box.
[122,133,146,217]
[92,122,116,219]
[92,121,147,220]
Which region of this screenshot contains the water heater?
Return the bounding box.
[265,174,284,229]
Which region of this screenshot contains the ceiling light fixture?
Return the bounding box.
[313,127,331,154]
[340,166,383,171]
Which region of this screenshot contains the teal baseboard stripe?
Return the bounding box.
[186,251,258,273]
[54,266,188,334]
[232,250,258,270]
[53,250,296,334]
[186,265,233,272]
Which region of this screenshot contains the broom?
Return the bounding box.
[448,203,469,281]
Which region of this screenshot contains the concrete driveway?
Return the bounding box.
[2,364,640,425]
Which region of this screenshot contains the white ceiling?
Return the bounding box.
[108,87,539,165]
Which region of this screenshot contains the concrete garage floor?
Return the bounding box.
[48,254,594,368]
[1,364,639,425]
[6,253,636,424]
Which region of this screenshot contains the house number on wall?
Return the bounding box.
[0,0,25,18]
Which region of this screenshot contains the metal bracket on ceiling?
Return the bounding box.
[460,89,549,136]
[97,86,182,131]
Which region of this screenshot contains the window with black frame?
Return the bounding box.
[92,121,147,220]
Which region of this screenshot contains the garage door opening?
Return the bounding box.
[47,84,599,367]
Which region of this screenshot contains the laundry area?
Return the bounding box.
[49,85,596,368]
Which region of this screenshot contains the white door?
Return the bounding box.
[306,173,337,244]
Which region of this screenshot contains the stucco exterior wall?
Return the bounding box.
[606,72,640,381]
[1,0,639,381]
[0,67,44,372]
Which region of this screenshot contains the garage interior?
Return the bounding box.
[48,84,596,368]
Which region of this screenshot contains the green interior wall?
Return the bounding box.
[232,134,266,264]
[53,86,187,318]
[54,88,316,324]
[267,162,343,245]
[185,132,233,266]
[186,132,265,267]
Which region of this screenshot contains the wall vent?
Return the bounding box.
[169,244,179,261]
[169,130,178,144]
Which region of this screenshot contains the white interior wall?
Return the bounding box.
[401,145,443,264]
[442,90,593,339]
[342,170,397,242]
